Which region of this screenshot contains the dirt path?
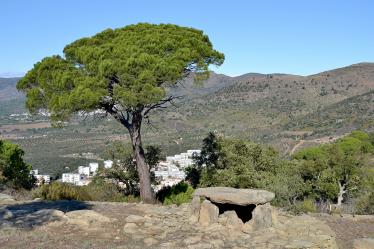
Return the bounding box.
[289,133,350,155]
[290,139,305,154]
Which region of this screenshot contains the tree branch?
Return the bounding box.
[142,96,183,117]
[101,102,131,129]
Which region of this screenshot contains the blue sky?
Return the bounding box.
[1,0,373,77]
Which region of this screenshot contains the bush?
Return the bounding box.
[33,181,140,202]
[355,192,374,215]
[300,199,317,213]
[0,140,35,189]
[33,182,91,201]
[84,179,139,202]
[156,181,194,205]
[287,199,316,215]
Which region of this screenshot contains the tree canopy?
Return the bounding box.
[187,133,304,206]
[188,131,374,211]
[293,131,373,205]
[0,140,35,189]
[17,23,224,124]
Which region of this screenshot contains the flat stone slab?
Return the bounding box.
[193,187,274,205]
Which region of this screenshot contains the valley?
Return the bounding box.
[0,63,373,176]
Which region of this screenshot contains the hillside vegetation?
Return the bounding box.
[0,63,373,174]
[185,131,374,214]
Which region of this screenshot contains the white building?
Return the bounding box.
[153,149,201,192]
[187,150,201,158]
[154,170,169,178]
[30,169,50,186]
[165,149,201,169]
[89,162,99,175]
[30,169,38,175]
[34,174,51,186]
[78,166,90,176]
[62,173,81,184]
[167,165,186,178]
[104,160,113,169]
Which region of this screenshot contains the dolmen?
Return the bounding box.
[189,187,275,232]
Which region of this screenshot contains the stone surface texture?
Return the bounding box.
[251,202,273,230]
[188,196,201,223]
[198,200,219,226]
[193,187,275,230]
[0,193,15,204]
[193,187,275,205]
[352,238,374,249]
[0,200,344,248]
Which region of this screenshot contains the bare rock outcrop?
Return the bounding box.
[0,193,15,204]
[65,209,115,229]
[0,200,340,248]
[0,207,14,220]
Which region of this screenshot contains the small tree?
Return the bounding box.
[293,131,373,205]
[0,140,35,189]
[17,23,224,203]
[188,133,305,205]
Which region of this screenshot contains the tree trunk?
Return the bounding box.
[337,182,346,206]
[129,113,155,204]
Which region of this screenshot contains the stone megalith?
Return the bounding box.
[190,187,275,231]
[199,200,219,226]
[188,195,201,223]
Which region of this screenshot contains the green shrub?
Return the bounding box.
[286,204,303,215]
[0,140,35,189]
[156,181,194,205]
[287,199,316,215]
[163,186,194,206]
[300,199,317,213]
[83,180,139,202]
[355,192,374,215]
[33,181,140,202]
[33,182,91,201]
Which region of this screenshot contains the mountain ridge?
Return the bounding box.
[2,62,374,101]
[1,62,373,173]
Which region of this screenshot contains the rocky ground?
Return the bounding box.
[2,199,368,249]
[314,214,374,249]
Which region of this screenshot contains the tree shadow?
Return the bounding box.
[1,200,93,229]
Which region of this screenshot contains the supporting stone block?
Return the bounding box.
[199,200,219,226]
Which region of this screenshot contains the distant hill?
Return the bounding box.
[1,63,373,172]
[164,63,374,138]
[286,90,374,135]
[0,77,23,101]
[0,77,26,117]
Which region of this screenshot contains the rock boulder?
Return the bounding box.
[191,187,275,231]
[199,200,219,226]
[0,193,15,203]
[251,202,273,230]
[65,210,114,229]
[0,208,14,220]
[188,196,201,223]
[193,187,274,205]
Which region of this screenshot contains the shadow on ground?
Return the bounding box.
[1,200,92,229]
